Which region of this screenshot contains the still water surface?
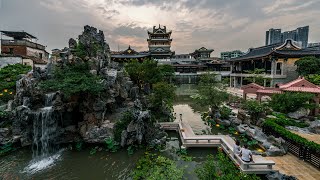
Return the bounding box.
[0,84,216,180]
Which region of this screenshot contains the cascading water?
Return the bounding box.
[23,93,62,174]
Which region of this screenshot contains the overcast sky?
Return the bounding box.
[1,0,320,56]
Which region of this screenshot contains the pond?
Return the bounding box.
[0,132,217,180]
[0,84,224,179]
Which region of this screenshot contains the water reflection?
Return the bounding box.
[173,84,211,135]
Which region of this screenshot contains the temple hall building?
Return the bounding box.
[147,25,174,59]
[111,46,150,63]
[229,39,320,88]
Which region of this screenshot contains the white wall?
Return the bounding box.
[0,56,23,68]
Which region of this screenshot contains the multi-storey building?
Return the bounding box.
[0,31,49,61]
[229,39,320,88]
[265,26,309,48]
[0,31,49,69]
[147,25,174,59]
[265,28,282,45]
[221,50,244,60]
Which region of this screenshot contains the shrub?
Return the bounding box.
[195,151,260,180]
[263,120,320,152]
[114,111,134,142]
[270,113,309,128]
[104,137,119,152]
[0,64,31,104]
[242,100,267,123]
[132,153,183,180]
[39,63,104,97]
[269,92,315,113]
[219,106,232,119]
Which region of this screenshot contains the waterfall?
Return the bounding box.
[32,93,57,158]
[24,93,61,174]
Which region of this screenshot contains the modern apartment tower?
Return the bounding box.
[265,26,309,48]
[266,28,282,46]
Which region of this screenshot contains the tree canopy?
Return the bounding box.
[269,92,315,113]
[295,56,320,76]
[125,59,174,87]
[192,73,229,110]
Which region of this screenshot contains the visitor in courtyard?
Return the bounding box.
[233,140,241,156]
[239,144,253,162]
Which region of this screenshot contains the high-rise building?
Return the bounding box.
[221,50,244,60]
[265,26,309,48]
[295,26,309,48]
[265,28,282,45]
[147,24,174,59]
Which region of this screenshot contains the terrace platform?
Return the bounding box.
[159,121,276,174]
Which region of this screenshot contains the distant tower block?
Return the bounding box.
[147,24,174,59]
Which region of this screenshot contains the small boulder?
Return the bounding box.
[287,108,309,120]
[309,120,320,134]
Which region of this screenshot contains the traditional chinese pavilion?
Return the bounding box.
[241,76,320,114]
[110,46,150,62]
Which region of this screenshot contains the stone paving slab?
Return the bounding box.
[265,154,320,180]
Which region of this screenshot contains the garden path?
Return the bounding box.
[290,130,320,144]
[265,154,320,180]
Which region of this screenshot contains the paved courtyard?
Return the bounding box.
[265,154,320,180]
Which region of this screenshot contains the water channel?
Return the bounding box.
[0,84,218,179]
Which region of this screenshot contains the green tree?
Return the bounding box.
[0,64,32,104]
[306,74,320,85]
[192,73,229,110]
[125,59,174,87]
[195,151,261,180]
[158,64,175,82]
[39,63,104,97]
[244,68,268,86]
[295,56,320,76]
[149,82,176,109]
[269,92,315,113]
[242,100,268,124]
[132,153,183,180]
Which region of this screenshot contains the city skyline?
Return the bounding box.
[1,0,320,56]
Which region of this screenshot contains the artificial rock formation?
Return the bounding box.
[4,25,165,150]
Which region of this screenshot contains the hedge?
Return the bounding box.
[263,120,320,152]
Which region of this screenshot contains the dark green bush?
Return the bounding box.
[270,113,309,128]
[195,151,261,180]
[132,153,183,180]
[263,120,320,152]
[219,106,232,119]
[242,100,267,123]
[0,64,31,104]
[114,111,134,142]
[269,92,315,113]
[39,63,104,97]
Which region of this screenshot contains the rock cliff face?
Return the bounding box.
[2,25,166,149]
